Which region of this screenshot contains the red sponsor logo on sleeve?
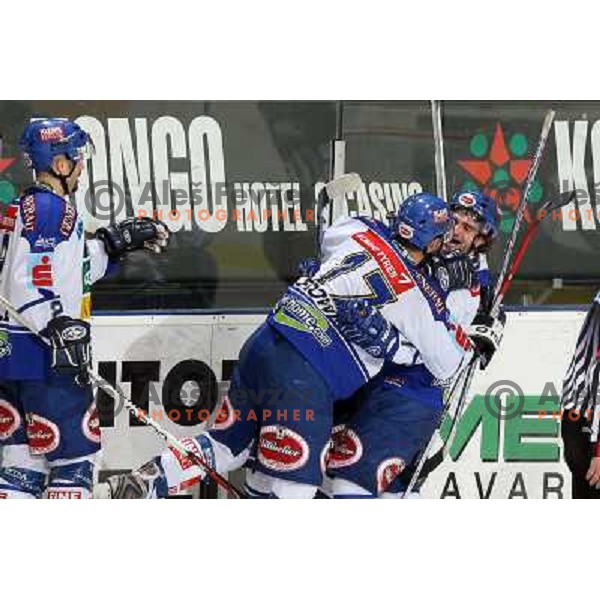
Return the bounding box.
[352,230,415,295]
[257,425,309,472]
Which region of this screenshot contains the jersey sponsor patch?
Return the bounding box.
[0,399,21,440]
[26,413,60,454]
[82,403,101,444]
[272,293,333,347]
[213,395,235,430]
[21,195,37,232]
[60,203,77,238]
[352,230,415,295]
[327,425,363,469]
[411,270,446,317]
[376,457,405,493]
[257,425,309,472]
[27,253,53,288]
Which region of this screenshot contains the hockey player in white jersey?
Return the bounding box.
[325,190,504,497]
[100,192,490,499]
[0,118,169,499]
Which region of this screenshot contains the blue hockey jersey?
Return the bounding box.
[268,217,472,399]
[0,186,115,380]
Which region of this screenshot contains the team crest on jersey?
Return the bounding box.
[377,457,405,493]
[26,413,60,454]
[82,403,101,444]
[0,399,21,440]
[327,425,363,469]
[213,395,235,430]
[257,425,309,472]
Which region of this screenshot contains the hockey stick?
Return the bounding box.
[495,188,576,306]
[491,109,555,315]
[315,173,363,260]
[0,294,247,499]
[403,110,557,497]
[431,100,447,201]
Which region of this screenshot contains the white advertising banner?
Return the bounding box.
[92,311,584,499]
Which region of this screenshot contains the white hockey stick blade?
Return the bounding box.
[325,173,363,201]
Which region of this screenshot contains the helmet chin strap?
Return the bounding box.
[48,162,76,196]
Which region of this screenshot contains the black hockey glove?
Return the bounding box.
[42,316,91,384]
[335,298,400,360]
[428,252,477,293]
[296,258,321,278]
[95,217,170,260]
[467,309,506,370]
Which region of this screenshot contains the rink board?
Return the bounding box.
[92,310,584,499]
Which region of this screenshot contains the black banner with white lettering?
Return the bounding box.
[1,100,599,310]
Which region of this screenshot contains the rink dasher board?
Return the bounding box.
[9,311,583,499]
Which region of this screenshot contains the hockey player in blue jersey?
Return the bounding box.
[324,190,504,498]
[0,118,169,499]
[99,191,498,499]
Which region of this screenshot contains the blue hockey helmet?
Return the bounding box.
[19,118,92,173]
[393,192,453,251]
[449,190,501,240]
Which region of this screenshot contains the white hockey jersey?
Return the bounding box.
[268,216,472,399]
[0,186,116,380]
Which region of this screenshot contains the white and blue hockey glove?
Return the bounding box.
[335,299,400,360]
[467,309,506,370]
